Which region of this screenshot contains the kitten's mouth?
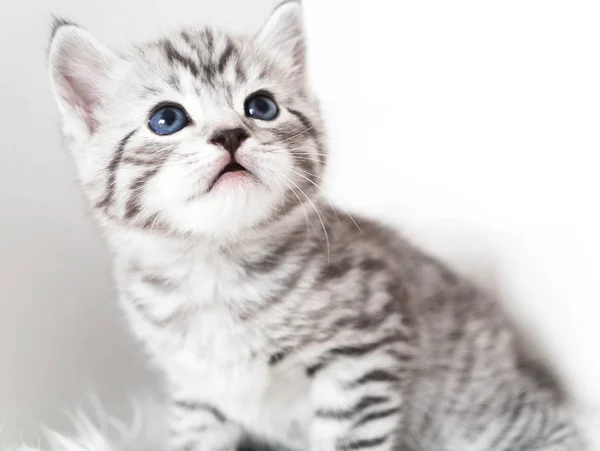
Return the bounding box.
[208,161,250,191]
[219,162,247,176]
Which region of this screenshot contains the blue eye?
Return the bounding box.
[244,93,279,121]
[148,105,189,135]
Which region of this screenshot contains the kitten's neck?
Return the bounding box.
[104,197,332,262]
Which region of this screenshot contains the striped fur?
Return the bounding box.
[48,1,585,450]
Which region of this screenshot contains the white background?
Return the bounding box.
[1,0,599,448]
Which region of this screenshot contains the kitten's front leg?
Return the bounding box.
[308,350,410,451]
[168,398,243,451]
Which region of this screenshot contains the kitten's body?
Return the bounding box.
[48,2,583,450]
[110,208,578,451]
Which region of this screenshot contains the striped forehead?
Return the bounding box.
[145,28,269,97]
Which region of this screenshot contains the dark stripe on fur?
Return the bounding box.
[354,408,400,428]
[124,167,160,220]
[96,130,135,209]
[167,73,181,91]
[202,59,217,83]
[122,156,160,166]
[285,109,319,176]
[180,31,196,50]
[173,400,226,423]
[316,396,389,419]
[306,362,324,377]
[329,333,407,357]
[308,334,407,377]
[539,425,578,448]
[217,39,235,74]
[353,370,400,385]
[243,222,307,274]
[240,246,317,321]
[385,349,414,363]
[204,29,215,55]
[268,351,286,365]
[345,436,389,450]
[360,258,387,272]
[237,434,292,451]
[235,59,246,83]
[162,40,199,77]
[318,256,354,283]
[288,108,317,138]
[488,391,526,449]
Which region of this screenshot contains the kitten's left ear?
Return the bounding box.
[255,1,306,80]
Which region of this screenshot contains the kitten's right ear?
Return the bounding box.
[48,19,117,136]
[255,1,305,81]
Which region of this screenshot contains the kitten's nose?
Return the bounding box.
[209,128,249,155]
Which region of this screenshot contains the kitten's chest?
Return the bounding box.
[169,309,311,448]
[179,259,272,353]
[120,248,312,445]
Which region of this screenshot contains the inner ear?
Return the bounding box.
[48,23,117,134]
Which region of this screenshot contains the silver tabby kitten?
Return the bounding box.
[48,2,584,450]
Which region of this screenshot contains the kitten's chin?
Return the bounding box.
[159,184,282,241]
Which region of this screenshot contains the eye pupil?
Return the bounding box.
[254,98,269,113]
[244,93,278,121]
[161,109,176,126]
[149,105,189,135]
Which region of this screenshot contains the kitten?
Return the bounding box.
[48,1,584,450]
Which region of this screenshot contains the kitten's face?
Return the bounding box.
[49,3,325,240]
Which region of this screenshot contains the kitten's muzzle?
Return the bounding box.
[207,128,253,191]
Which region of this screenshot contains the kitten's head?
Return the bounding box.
[48,1,326,241]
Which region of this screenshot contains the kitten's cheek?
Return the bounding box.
[235,148,254,168]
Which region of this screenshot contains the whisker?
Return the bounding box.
[276,162,364,237]
[274,161,326,181]
[263,163,312,237]
[278,172,330,264]
[277,163,339,223]
[273,148,330,158]
[266,166,288,216]
[268,152,330,164]
[277,125,316,145]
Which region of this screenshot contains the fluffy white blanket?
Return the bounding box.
[11,400,166,451]
[11,399,600,451]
